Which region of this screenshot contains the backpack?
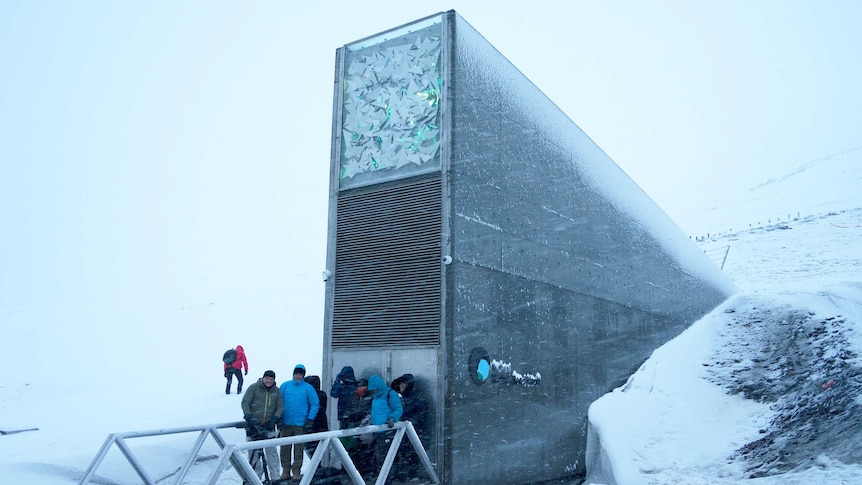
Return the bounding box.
[222,348,237,365]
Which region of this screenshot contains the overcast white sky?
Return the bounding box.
[2,0,861,317]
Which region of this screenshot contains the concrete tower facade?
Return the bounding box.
[322,11,736,483]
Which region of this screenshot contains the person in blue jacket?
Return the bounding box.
[278,364,320,481]
[368,375,402,482]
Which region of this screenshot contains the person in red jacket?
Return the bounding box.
[224,345,249,394]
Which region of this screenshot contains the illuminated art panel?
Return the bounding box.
[339,16,442,190]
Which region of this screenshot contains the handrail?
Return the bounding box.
[79,420,439,485]
[79,421,242,485]
[704,245,731,270]
[205,421,439,485]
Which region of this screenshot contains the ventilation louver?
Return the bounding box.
[332,175,442,347]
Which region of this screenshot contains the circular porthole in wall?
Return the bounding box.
[469,346,491,385]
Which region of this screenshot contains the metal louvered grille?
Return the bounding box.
[332,175,442,348]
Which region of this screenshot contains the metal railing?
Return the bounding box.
[80,420,439,485]
[704,245,731,270]
[79,421,242,484]
[209,421,438,485]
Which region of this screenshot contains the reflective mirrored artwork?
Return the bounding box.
[340,18,442,189]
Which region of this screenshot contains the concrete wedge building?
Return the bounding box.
[322,10,737,484]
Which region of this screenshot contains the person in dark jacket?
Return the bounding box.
[303,375,328,458]
[330,365,358,429]
[392,374,427,435]
[240,370,283,481]
[343,379,373,428]
[391,373,429,481]
[224,345,249,394]
[342,378,374,475]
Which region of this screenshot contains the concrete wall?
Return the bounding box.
[442,13,735,483]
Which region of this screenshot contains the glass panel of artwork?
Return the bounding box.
[340,16,443,190]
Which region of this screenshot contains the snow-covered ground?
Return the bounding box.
[1,158,860,484]
[586,150,862,483]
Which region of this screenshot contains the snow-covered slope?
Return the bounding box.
[689,145,862,238]
[586,153,862,484]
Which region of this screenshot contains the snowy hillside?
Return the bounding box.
[685,145,862,239]
[586,153,862,484]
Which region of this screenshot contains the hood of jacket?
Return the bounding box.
[304,375,321,390]
[337,366,356,382]
[368,375,387,394]
[368,374,402,425]
[392,373,415,393]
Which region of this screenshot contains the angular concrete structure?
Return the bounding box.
[322,10,736,484]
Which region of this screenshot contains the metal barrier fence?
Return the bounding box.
[79,421,241,484]
[80,420,439,485]
[704,245,731,270]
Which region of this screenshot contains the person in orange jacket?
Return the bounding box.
[224,345,249,394]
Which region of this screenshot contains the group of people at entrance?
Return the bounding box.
[224,346,428,484]
[239,363,326,482]
[331,366,429,484]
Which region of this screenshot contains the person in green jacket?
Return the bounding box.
[241,370,284,481]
